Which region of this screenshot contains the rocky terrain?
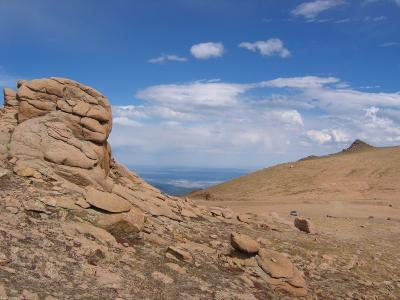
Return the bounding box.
[0,78,399,299]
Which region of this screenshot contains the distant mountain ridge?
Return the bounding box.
[189,140,400,202]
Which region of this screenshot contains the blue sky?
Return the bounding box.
[1,0,400,168]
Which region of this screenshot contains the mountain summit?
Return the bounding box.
[342,139,374,153]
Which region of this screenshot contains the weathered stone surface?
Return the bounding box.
[294,217,316,234]
[256,249,294,278]
[166,246,193,262]
[257,248,308,297]
[85,187,132,213]
[0,78,113,191]
[231,232,260,254]
[96,208,146,233]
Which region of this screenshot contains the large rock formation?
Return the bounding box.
[0,78,178,217]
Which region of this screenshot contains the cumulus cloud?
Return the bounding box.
[110,76,400,168]
[261,76,340,88]
[136,80,250,109]
[291,0,345,19]
[239,39,291,58]
[280,110,304,126]
[148,54,187,64]
[190,42,224,59]
[306,129,350,144]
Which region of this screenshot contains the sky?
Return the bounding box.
[1,0,400,169]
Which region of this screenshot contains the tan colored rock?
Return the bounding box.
[4,88,18,107]
[256,249,294,278]
[237,214,252,223]
[62,221,117,245]
[85,187,132,213]
[75,198,91,209]
[230,232,260,254]
[0,77,114,193]
[151,271,174,285]
[294,217,316,234]
[0,284,7,299]
[166,246,193,263]
[21,289,39,300]
[165,262,186,274]
[257,248,308,297]
[96,208,146,233]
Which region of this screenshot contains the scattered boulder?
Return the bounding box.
[166,246,193,263]
[256,249,307,297]
[230,232,260,254]
[294,217,316,234]
[256,249,294,278]
[96,208,146,233]
[85,187,132,213]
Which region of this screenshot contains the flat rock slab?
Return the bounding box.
[85,187,132,213]
[256,249,294,278]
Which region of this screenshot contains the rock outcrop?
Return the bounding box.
[0,77,182,219]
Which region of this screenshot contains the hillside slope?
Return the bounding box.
[190,141,400,203]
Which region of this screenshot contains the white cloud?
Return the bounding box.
[261,76,340,88]
[136,81,250,109]
[110,76,400,168]
[190,42,224,59]
[306,129,350,144]
[113,117,143,127]
[239,39,291,58]
[306,130,332,144]
[280,110,304,126]
[291,0,345,19]
[148,54,187,64]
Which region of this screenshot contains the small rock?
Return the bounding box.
[165,262,186,274]
[0,167,10,178]
[0,284,7,299]
[294,217,316,234]
[5,206,19,214]
[21,289,39,300]
[23,200,49,214]
[289,210,298,216]
[151,271,174,285]
[15,166,42,179]
[237,214,252,223]
[166,246,193,263]
[87,249,106,266]
[230,232,260,254]
[75,198,91,209]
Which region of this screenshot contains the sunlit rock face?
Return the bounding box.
[1,77,113,189]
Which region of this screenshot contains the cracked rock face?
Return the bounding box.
[1,78,113,190]
[0,77,182,218]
